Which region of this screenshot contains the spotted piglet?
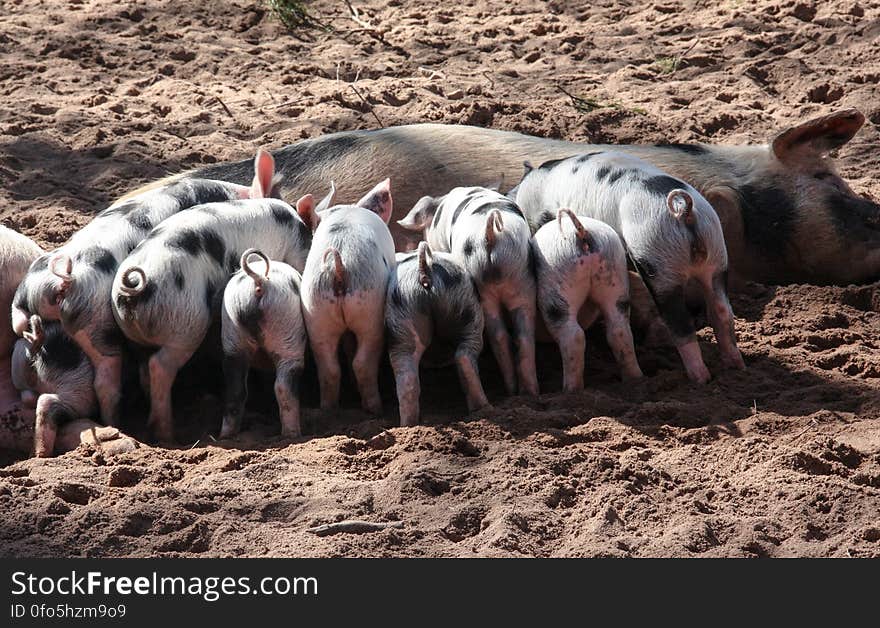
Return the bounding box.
[532,209,642,392]
[11,316,96,457]
[515,152,745,384]
[386,242,489,426]
[220,249,306,439]
[301,179,396,415]
[397,187,538,397]
[111,159,319,442]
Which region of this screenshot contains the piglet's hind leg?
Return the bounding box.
[275,361,304,438]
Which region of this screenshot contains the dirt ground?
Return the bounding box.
[1,0,879,557]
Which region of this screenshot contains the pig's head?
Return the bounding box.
[11,253,71,335]
[356,178,393,224]
[709,109,880,285]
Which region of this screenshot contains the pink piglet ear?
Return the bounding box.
[250,149,276,199]
[356,178,393,224]
[295,194,320,231]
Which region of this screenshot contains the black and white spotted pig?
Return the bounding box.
[301,179,396,415]
[514,152,744,384]
[11,316,96,457]
[10,151,278,427]
[532,209,642,391]
[386,242,489,426]
[220,249,306,439]
[111,180,317,443]
[397,186,539,397]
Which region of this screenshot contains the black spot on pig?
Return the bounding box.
[327,222,345,235]
[578,152,602,162]
[462,239,475,258]
[288,276,300,296]
[607,169,628,186]
[271,204,295,226]
[656,143,708,155]
[238,301,263,341]
[167,229,203,256]
[40,327,84,371]
[204,282,218,311]
[431,204,444,228]
[201,229,226,266]
[544,296,568,325]
[471,200,524,219]
[644,175,686,197]
[173,270,185,290]
[736,181,797,260]
[825,189,880,243]
[596,167,612,182]
[537,156,575,170]
[616,300,630,315]
[451,196,474,225]
[654,285,695,339]
[76,247,117,275]
[126,207,153,231]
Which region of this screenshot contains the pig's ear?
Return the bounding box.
[295,194,319,231]
[356,178,393,224]
[772,109,865,160]
[485,175,504,193]
[315,181,336,213]
[396,196,435,232]
[250,149,276,199]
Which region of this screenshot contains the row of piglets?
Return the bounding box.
[5,146,745,450]
[392,150,745,423]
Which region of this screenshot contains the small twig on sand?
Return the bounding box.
[188,439,201,450]
[306,520,404,537]
[349,84,384,128]
[214,95,234,119]
[344,0,373,29]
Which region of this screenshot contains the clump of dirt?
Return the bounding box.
[0,0,878,557]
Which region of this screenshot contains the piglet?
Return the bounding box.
[220,249,306,438]
[515,152,744,384]
[11,316,96,457]
[301,179,396,415]
[11,152,279,427]
[532,209,642,391]
[397,186,539,396]
[386,242,489,426]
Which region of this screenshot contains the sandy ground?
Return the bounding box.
[0,0,879,557]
